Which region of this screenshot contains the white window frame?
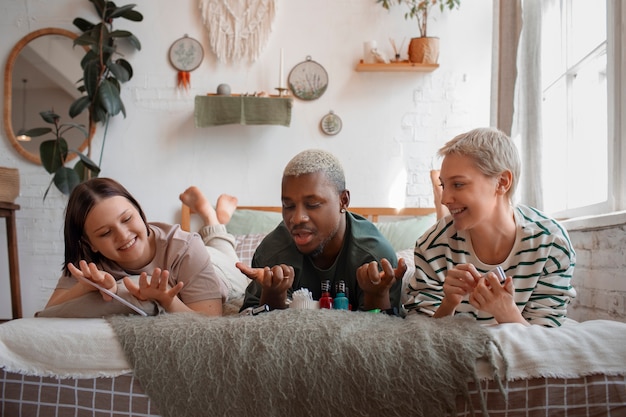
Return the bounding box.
[546,0,625,220]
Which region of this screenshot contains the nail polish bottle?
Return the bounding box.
[333,280,349,310]
[319,280,333,309]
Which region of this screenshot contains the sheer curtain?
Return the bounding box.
[492,0,545,208]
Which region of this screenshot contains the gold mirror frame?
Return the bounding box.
[3,27,95,165]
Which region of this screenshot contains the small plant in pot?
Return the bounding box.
[377,0,460,64]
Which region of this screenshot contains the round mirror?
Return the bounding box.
[3,28,95,165]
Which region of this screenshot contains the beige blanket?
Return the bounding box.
[108,309,505,417]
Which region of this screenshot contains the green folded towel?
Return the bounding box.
[194,95,293,127]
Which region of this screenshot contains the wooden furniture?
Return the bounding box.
[355,60,439,72]
[180,204,436,232]
[0,201,21,319]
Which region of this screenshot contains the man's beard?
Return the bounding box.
[305,221,340,259]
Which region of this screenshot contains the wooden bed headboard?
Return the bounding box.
[180,204,436,232]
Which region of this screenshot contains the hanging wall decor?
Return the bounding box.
[320,110,342,136]
[288,56,328,101]
[169,34,204,90]
[199,0,275,64]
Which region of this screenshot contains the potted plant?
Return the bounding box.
[377,0,460,64]
[30,0,142,198]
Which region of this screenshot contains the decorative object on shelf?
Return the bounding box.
[275,48,289,97]
[371,48,390,63]
[288,56,328,101]
[389,37,406,61]
[217,83,232,95]
[169,34,204,91]
[199,0,275,64]
[320,110,342,136]
[363,40,377,64]
[377,0,460,64]
[194,95,293,127]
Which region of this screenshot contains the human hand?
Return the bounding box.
[123,268,184,309]
[441,263,481,308]
[356,258,406,293]
[469,274,521,323]
[236,262,294,308]
[68,260,118,301]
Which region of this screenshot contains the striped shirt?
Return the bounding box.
[405,205,576,327]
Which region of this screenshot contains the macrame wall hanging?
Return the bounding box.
[199,0,276,64]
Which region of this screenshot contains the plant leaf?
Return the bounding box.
[73,154,101,179]
[107,60,130,82]
[69,96,91,118]
[60,123,89,139]
[83,59,101,99]
[23,127,52,137]
[126,34,141,51]
[98,78,123,116]
[53,167,81,196]
[40,138,68,174]
[108,4,138,19]
[120,9,143,22]
[89,0,106,18]
[73,17,95,33]
[116,59,133,80]
[74,32,98,48]
[39,110,60,124]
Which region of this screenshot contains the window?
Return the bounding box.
[540,0,613,217]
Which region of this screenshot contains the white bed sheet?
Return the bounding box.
[2,316,626,381]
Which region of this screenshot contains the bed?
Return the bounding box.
[2,206,626,417]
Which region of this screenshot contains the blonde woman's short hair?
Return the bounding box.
[438,127,521,199]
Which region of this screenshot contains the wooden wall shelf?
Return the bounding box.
[355,60,439,72]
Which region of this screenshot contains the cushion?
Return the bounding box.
[374,214,437,251]
[226,209,282,235]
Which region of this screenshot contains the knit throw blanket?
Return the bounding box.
[108,310,506,417]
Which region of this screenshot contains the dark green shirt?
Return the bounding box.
[241,212,400,311]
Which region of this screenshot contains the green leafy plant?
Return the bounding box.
[70,0,142,124]
[37,0,142,198]
[23,110,101,199]
[377,0,460,38]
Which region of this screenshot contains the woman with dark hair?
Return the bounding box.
[44,178,230,316]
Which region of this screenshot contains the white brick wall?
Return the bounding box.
[567,215,626,323]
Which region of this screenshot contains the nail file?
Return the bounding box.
[77,276,148,316]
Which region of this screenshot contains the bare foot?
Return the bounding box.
[215,194,238,224]
[179,186,218,226]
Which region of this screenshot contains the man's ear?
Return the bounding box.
[340,189,350,211]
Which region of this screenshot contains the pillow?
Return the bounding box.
[374,214,437,251]
[226,209,282,235]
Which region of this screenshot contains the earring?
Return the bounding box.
[340,208,346,213]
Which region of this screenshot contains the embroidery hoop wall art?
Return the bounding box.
[320,110,342,136]
[169,34,204,90]
[288,56,328,101]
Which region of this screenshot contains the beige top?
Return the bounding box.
[56,222,228,304]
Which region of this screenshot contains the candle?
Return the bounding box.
[279,48,284,88]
